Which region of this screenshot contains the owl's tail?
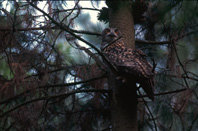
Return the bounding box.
[141,78,154,101]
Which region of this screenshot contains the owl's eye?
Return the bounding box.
[105,28,110,34]
[114,29,119,35]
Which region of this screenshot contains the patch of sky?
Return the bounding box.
[72,1,108,48]
[30,40,39,49]
[46,54,56,63]
[2,1,11,13]
[64,70,94,103]
[27,68,37,76]
[8,48,20,54]
[158,36,168,51]
[135,24,146,40]
[65,72,81,89]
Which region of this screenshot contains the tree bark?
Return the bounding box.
[106,1,138,130]
[108,1,135,49]
[110,73,138,131]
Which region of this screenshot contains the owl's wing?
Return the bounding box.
[107,48,154,78]
[104,48,155,100]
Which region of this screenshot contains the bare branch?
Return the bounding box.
[28,2,118,74]
[137,90,157,131]
[138,88,187,98]
[168,74,198,82]
[0,27,101,36]
[171,41,198,99]
[74,42,106,71]
[0,75,106,105]
[136,39,171,45]
[0,88,111,118]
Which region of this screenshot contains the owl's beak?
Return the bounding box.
[108,33,116,38]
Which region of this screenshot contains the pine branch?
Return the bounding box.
[168,74,198,82]
[28,2,118,73]
[0,75,106,105]
[0,88,110,118]
[138,88,187,98]
[0,27,101,36]
[136,39,171,45]
[172,41,198,99]
[188,113,198,131]
[0,27,172,45]
[137,90,157,131]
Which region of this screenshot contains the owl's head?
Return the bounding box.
[101,28,121,50]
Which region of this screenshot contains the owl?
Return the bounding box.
[101,28,155,100]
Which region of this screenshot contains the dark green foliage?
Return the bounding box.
[98,7,109,24]
[98,0,148,24]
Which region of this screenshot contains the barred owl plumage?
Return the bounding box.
[101,28,155,100]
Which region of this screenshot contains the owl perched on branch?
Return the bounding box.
[101,28,155,100]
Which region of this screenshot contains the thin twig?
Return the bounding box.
[138,90,157,131]
[188,112,198,131]
[28,2,118,73]
[0,75,106,105]
[138,88,187,98]
[172,41,198,99]
[0,89,111,118]
[74,42,107,72]
[136,39,171,45]
[0,27,101,36]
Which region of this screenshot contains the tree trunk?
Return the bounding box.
[108,1,135,49]
[110,73,138,131]
[106,1,138,130]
